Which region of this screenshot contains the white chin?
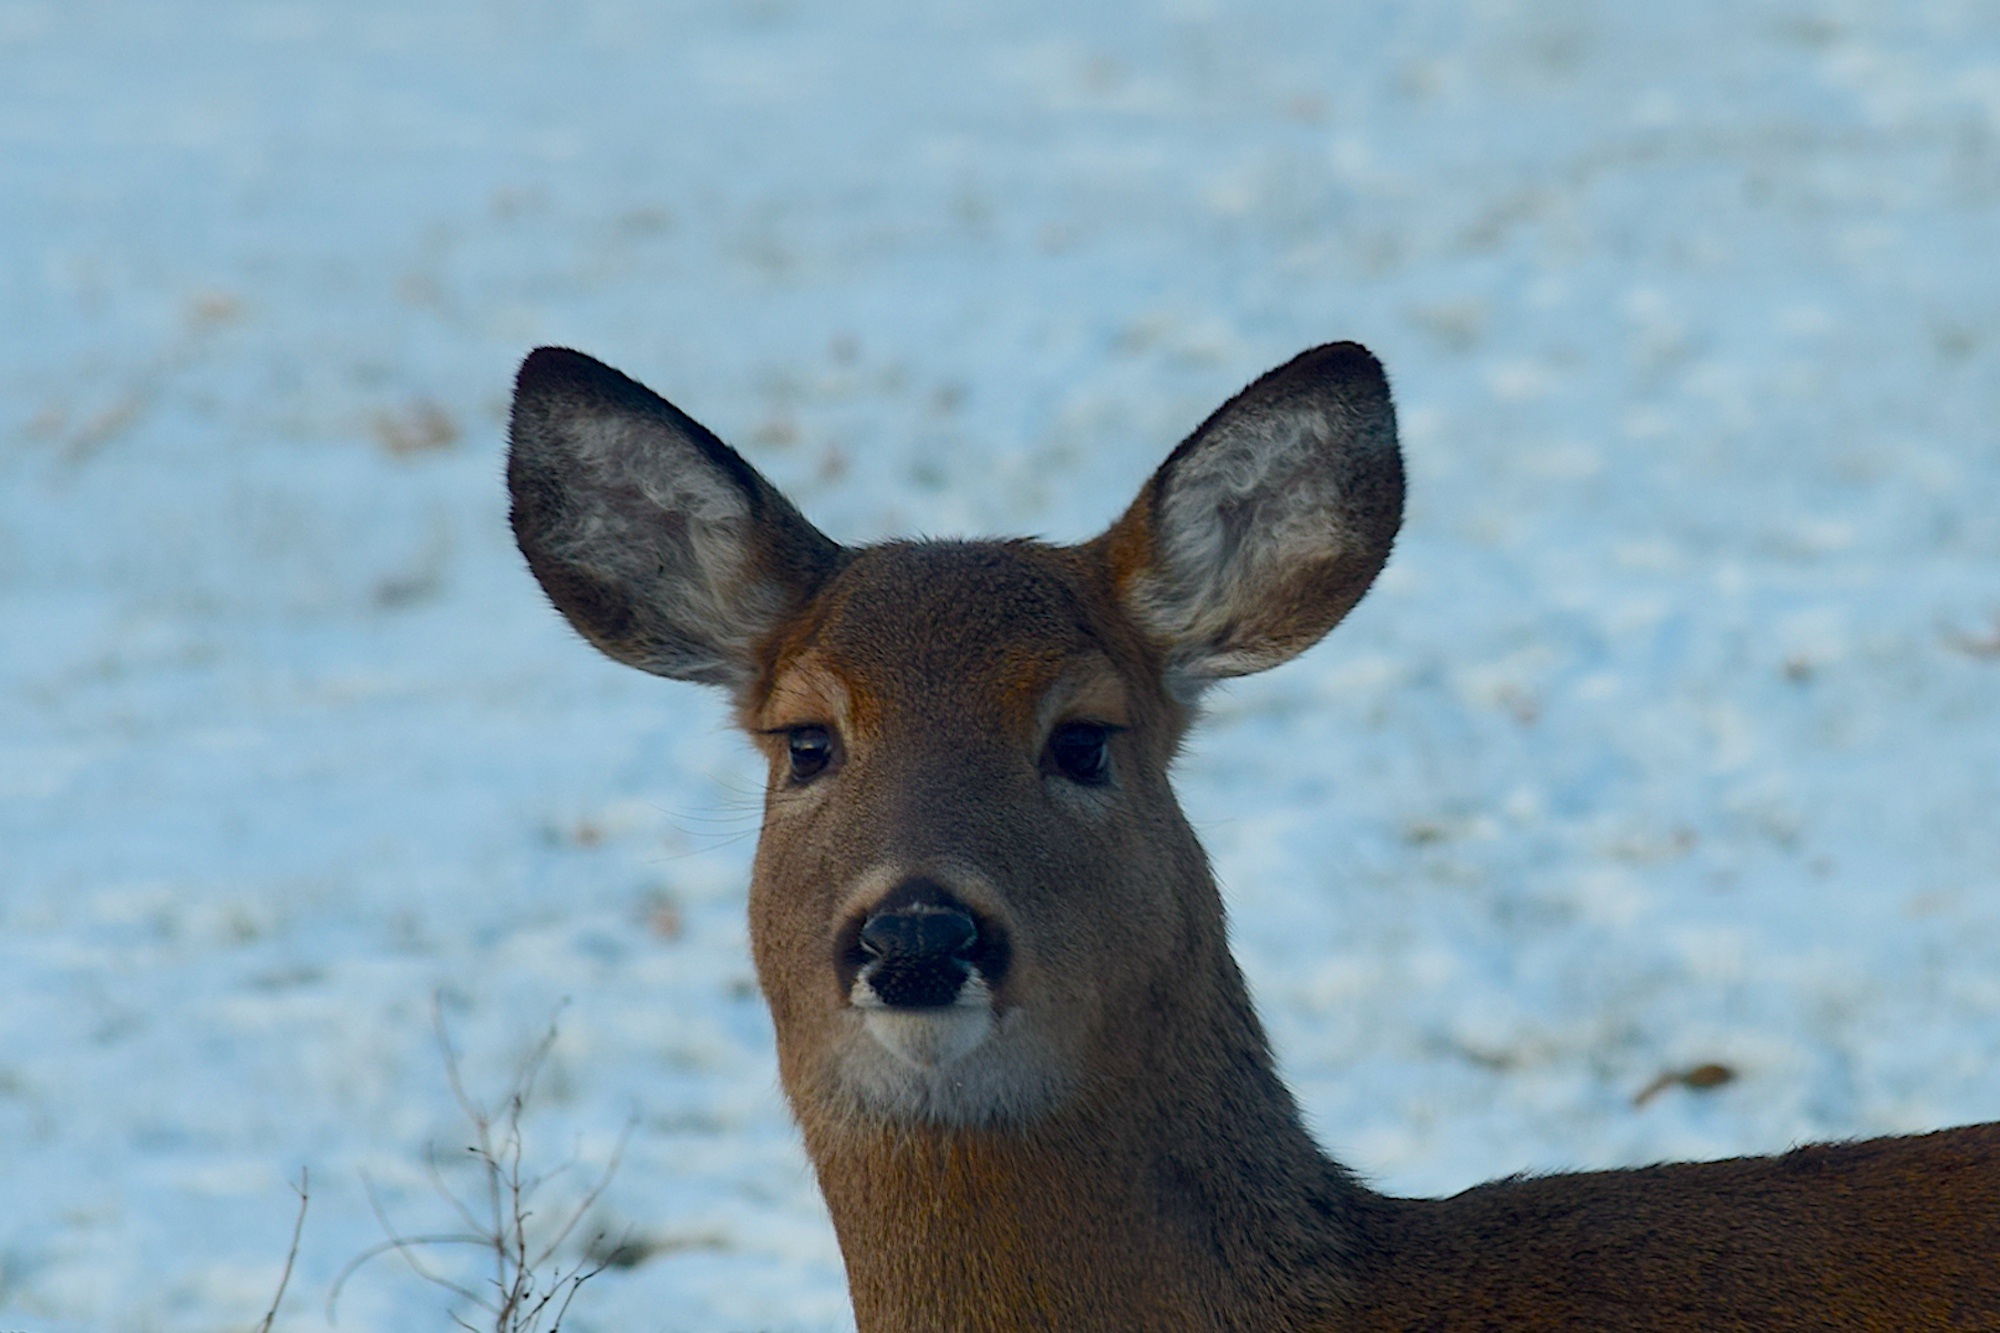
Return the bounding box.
[852,971,996,1068]
[862,1003,994,1068]
[833,973,1070,1125]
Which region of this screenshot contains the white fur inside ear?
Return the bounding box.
[544,407,782,681]
[1135,401,1380,690]
[573,413,752,527]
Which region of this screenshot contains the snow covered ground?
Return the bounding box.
[3,0,1998,1328]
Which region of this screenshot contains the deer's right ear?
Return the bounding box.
[1093,342,1404,697]
[507,347,842,688]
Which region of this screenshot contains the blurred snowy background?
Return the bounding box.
[4,0,1999,1328]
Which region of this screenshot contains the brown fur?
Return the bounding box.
[508,344,2000,1331]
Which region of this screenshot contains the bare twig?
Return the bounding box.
[330,1003,627,1332]
[251,1168,309,1333]
[328,1171,490,1316]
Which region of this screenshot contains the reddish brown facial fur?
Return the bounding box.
[510,344,2000,1331]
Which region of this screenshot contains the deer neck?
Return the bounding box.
[801,951,1375,1332]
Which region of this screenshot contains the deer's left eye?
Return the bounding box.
[1045,721,1113,786]
[787,726,835,783]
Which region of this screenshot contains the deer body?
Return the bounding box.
[508,343,2000,1330]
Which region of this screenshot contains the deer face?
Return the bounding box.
[507,344,1402,1130]
[743,540,1198,1126]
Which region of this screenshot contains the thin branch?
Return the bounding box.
[325,1172,491,1321]
[424,1140,490,1237]
[340,1006,620,1333]
[251,1168,309,1333]
[327,1231,495,1306]
[532,1118,635,1270]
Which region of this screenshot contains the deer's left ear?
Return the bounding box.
[1092,342,1404,695]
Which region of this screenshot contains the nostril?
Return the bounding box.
[835,879,1012,1009]
[858,907,978,964]
[850,903,986,1011]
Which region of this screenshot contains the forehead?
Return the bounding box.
[770,541,1108,725]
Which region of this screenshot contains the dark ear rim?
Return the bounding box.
[510,346,767,504]
[1149,341,1397,517]
[1090,340,1405,687]
[506,346,844,687]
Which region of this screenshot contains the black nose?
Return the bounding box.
[846,878,1007,1010]
[858,907,978,966]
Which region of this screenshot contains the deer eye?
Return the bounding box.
[1046,721,1113,786]
[786,726,835,783]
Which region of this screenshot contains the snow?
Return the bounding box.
[3,0,1998,1328]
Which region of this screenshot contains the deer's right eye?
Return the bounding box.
[786,726,835,783]
[1045,721,1113,786]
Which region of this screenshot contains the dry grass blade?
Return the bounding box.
[1633,1061,1738,1108]
[1941,615,2000,660]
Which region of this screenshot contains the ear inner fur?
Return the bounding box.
[506,347,842,688]
[1093,341,1404,694]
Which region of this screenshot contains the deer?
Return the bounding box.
[506,341,2000,1331]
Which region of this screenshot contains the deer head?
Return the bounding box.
[508,343,1402,1139]
[507,346,2000,1333]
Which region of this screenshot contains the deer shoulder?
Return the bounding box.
[508,344,2000,1332]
